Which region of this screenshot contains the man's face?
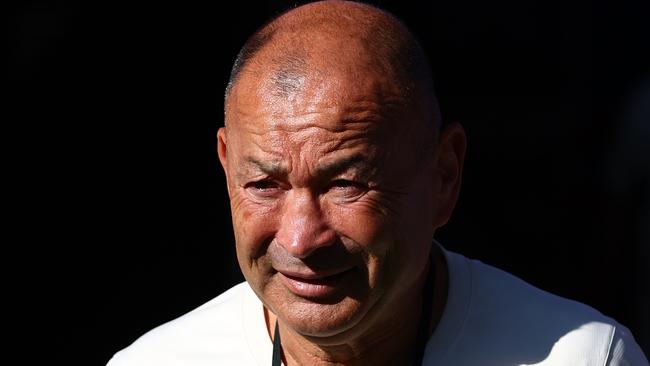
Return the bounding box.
[218,60,445,339]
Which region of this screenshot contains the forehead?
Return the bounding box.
[227,54,408,144]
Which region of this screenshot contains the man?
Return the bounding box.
[107,1,648,365]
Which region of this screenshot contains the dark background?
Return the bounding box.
[8,0,649,364]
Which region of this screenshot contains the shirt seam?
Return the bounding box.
[603,324,617,366]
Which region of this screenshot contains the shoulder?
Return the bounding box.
[106,282,264,366]
[426,249,648,365]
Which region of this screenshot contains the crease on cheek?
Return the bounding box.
[330,201,390,251]
[231,192,280,268]
[355,191,404,221]
[339,196,408,280]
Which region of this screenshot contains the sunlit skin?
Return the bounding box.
[217,2,466,365]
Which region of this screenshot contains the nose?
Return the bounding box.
[276,188,336,258]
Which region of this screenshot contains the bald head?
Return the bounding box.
[225,0,441,150]
[227,2,437,108]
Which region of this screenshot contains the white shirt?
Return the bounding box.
[107,248,648,365]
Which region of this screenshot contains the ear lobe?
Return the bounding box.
[217,127,231,195]
[432,122,467,229]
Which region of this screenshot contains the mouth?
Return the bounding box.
[277,268,355,299]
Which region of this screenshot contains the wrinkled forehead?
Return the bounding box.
[226,50,409,138]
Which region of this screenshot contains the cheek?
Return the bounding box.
[326,194,428,285]
[230,190,280,265]
[326,201,393,259]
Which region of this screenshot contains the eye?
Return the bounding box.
[328,179,367,198]
[245,180,283,198]
[330,179,358,189]
[249,180,278,190]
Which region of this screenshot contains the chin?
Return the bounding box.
[278,296,370,339]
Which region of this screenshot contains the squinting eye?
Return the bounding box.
[244,180,282,197]
[328,179,367,198]
[249,180,278,190]
[330,179,358,189]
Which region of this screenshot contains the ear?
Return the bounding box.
[431,122,467,229]
[217,127,232,195]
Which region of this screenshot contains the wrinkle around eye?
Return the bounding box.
[338,187,404,219]
[229,189,279,222]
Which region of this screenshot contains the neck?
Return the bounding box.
[265,246,448,366]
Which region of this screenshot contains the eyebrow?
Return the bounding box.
[242,158,286,177]
[318,154,373,178]
[242,154,375,180]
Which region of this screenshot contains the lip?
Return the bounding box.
[277,268,354,298]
